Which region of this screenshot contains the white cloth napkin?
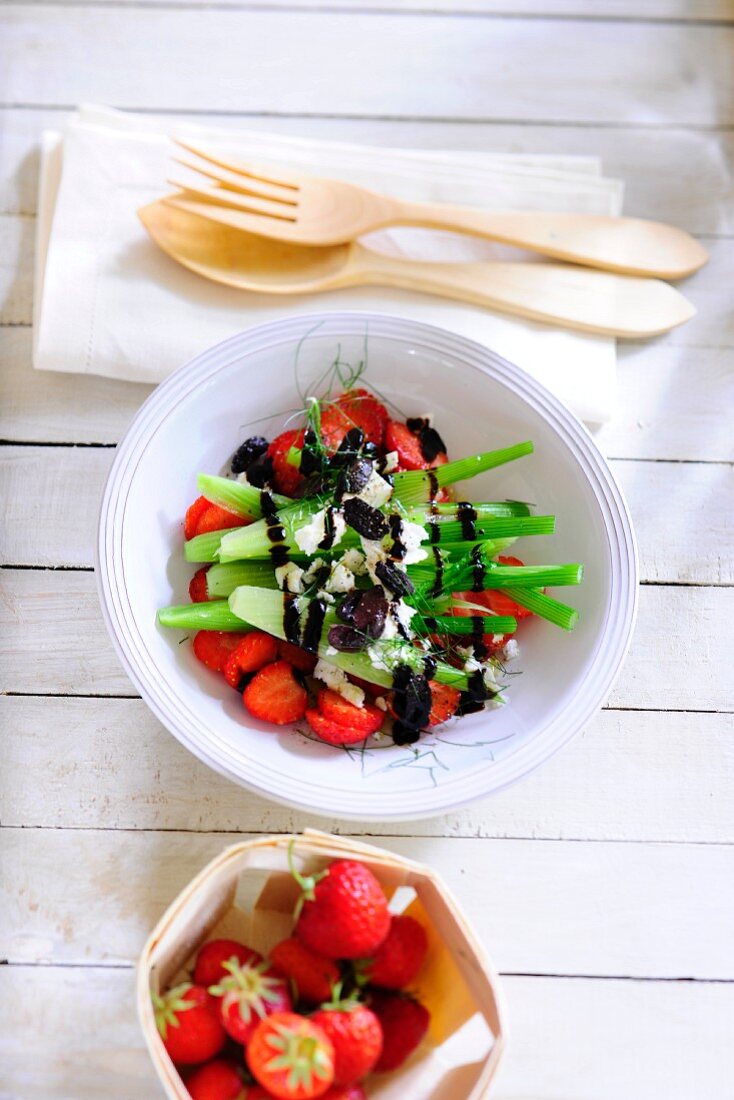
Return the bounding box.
[34,105,624,422]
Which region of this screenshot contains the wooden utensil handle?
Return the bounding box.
[353,250,695,339]
[391,204,708,280]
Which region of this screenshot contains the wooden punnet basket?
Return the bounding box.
[137,830,507,1100]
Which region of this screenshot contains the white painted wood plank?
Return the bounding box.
[12,0,731,19]
[1,569,731,707]
[3,829,733,978]
[3,444,730,582]
[3,328,732,463]
[2,9,732,125]
[0,214,32,326]
[2,697,732,841]
[0,965,730,1100]
[4,109,734,236]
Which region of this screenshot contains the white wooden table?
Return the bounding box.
[1,4,733,1098]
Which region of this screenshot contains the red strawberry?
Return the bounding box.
[189,567,211,603]
[318,405,353,454]
[479,555,534,620]
[311,989,383,1086]
[369,990,430,1072]
[223,632,280,689]
[335,389,388,448]
[268,430,306,497]
[359,915,428,990]
[193,939,260,987]
[185,496,211,540]
[270,937,340,1005]
[293,858,390,960]
[195,503,248,537]
[306,709,374,748]
[153,983,226,1066]
[385,421,447,472]
[317,690,384,737]
[426,681,461,727]
[247,1012,334,1099]
[185,1059,259,1100]
[278,640,318,674]
[209,952,292,1045]
[243,660,308,724]
[193,631,248,674]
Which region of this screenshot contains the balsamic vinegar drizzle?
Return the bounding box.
[470,544,486,591]
[456,500,478,541]
[261,490,289,566]
[302,597,327,653]
[387,514,407,560]
[430,546,444,597]
[282,593,302,646]
[457,668,494,716]
[391,664,433,746]
[318,505,338,550]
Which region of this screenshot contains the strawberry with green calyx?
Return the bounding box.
[354,914,428,991]
[153,983,226,1065]
[269,937,340,1006]
[289,844,390,961]
[310,984,382,1086]
[209,954,293,1045]
[247,1012,335,1099]
[194,940,261,988]
[368,989,430,1072]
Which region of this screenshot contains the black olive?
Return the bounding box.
[327,624,365,652]
[299,428,322,478]
[352,586,388,640]
[231,436,269,474]
[337,590,363,623]
[246,453,275,488]
[343,497,389,540]
[375,560,415,598]
[330,428,365,466]
[337,457,373,498]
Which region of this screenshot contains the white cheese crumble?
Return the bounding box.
[274,561,304,594]
[313,658,365,708]
[396,519,429,565]
[381,451,399,474]
[325,561,355,594]
[294,508,346,555]
[361,537,389,586]
[502,638,520,662]
[302,557,327,584]
[316,589,336,605]
[345,468,393,509]
[340,548,367,576]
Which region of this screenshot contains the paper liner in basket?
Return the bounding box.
[137,830,507,1100]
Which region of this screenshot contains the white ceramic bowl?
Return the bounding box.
[97,313,637,820]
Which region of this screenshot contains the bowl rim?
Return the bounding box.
[95,311,638,820]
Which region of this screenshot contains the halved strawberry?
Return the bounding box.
[270,936,340,1005]
[335,389,388,448]
[195,503,248,537]
[268,429,305,497]
[317,690,384,736]
[306,709,372,747]
[243,660,308,724]
[318,405,353,454]
[193,631,248,673]
[479,554,535,620]
[184,495,211,540]
[189,567,210,603]
[194,939,260,987]
[385,420,448,472]
[427,681,461,727]
[278,639,319,674]
[222,632,279,689]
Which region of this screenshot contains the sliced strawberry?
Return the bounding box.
[278,639,319,674]
[194,503,248,537]
[267,429,305,497]
[270,936,340,1005]
[306,709,372,747]
[335,388,388,447]
[243,660,308,724]
[223,632,279,689]
[318,405,353,454]
[184,495,211,540]
[317,690,384,736]
[193,631,248,673]
[427,681,461,727]
[189,567,211,603]
[385,420,448,472]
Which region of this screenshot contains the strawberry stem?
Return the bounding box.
[287,838,328,920]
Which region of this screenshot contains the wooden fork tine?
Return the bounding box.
[163,193,302,239]
[172,138,303,191]
[172,156,298,207]
[166,180,298,222]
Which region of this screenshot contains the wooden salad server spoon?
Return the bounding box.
[139,199,696,340]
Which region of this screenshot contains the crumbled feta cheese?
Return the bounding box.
[398,520,429,565]
[367,644,392,672]
[316,589,336,605]
[313,659,365,708]
[393,599,417,633]
[302,557,327,584]
[295,508,346,555]
[340,548,367,576]
[274,561,304,593]
[324,645,338,657]
[325,561,355,594]
[345,468,393,509]
[382,451,399,474]
[361,538,389,586]
[502,638,520,662]
[379,614,400,641]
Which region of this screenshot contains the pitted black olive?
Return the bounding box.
[246,453,275,488]
[337,457,373,497]
[352,586,388,640]
[375,559,415,598]
[342,497,389,540]
[231,436,269,475]
[327,624,365,652]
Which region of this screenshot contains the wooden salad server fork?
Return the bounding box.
[164,140,709,279]
[139,199,695,339]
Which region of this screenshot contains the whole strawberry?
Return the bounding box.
[321,1087,366,1100]
[209,952,293,1045]
[185,1058,267,1100]
[247,1012,335,1099]
[369,989,430,1072]
[153,983,226,1065]
[357,914,428,990]
[270,936,340,1005]
[194,939,261,987]
[292,853,390,960]
[311,987,383,1086]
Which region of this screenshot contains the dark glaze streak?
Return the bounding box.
[471,617,488,661]
[426,471,440,501]
[261,490,290,565]
[302,598,327,653]
[318,506,338,550]
[422,654,437,679]
[470,545,486,592]
[388,514,407,560]
[430,547,444,597]
[391,664,432,746]
[283,593,302,646]
[457,668,493,716]
[457,501,478,542]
